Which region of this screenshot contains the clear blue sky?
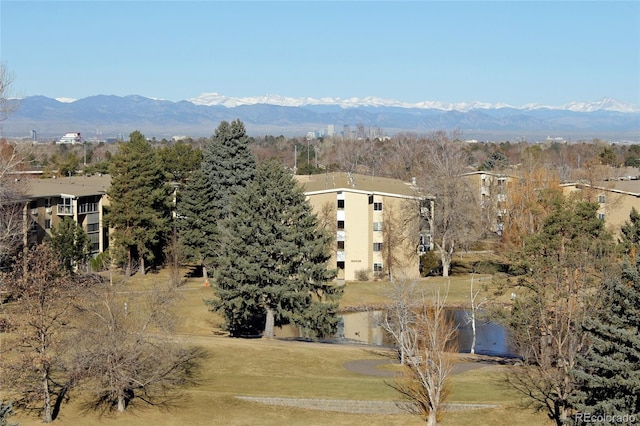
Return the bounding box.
[1,1,639,107]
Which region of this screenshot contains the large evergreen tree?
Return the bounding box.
[572,260,640,424]
[177,120,255,279]
[210,159,341,338]
[106,130,172,276]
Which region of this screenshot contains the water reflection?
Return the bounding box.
[275,309,517,358]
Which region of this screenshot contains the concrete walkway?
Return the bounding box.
[236,396,498,415]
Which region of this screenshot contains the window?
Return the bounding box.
[598,213,606,220]
[87,223,100,233]
[373,263,383,272]
[337,199,345,209]
[373,222,383,231]
[337,261,345,270]
[58,197,74,215]
[373,242,383,252]
[30,221,38,234]
[45,198,52,208]
[337,241,345,250]
[598,195,606,204]
[337,220,345,230]
[45,219,51,230]
[373,202,383,211]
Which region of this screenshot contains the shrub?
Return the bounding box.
[420,251,441,276]
[355,269,370,281]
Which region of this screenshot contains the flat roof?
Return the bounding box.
[296,172,427,198]
[24,174,111,198]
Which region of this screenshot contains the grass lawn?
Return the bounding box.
[340,273,510,310]
[6,268,551,426]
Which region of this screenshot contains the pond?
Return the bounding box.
[274,309,518,358]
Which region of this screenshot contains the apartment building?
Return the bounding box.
[561,179,640,237]
[298,172,432,281]
[23,174,111,255]
[461,171,515,235]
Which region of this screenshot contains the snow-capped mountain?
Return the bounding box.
[3,94,639,141]
[189,93,640,113]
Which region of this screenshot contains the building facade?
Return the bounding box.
[562,179,640,237]
[24,174,111,256]
[461,171,514,236]
[298,172,432,281]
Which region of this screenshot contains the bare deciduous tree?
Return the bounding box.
[376,277,419,365]
[413,131,481,277]
[0,143,27,267]
[0,63,19,126]
[0,245,83,423]
[71,276,203,413]
[391,286,458,426]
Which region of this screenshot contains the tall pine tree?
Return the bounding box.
[210,159,341,338]
[106,130,172,276]
[572,260,640,423]
[177,120,255,279]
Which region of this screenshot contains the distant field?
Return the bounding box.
[7,267,551,426]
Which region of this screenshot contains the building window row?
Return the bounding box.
[373,202,383,211]
[373,263,383,272]
[373,222,383,231]
[373,242,383,252]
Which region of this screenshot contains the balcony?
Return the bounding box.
[57,205,73,215]
[78,202,99,214]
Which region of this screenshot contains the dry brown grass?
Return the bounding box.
[5,268,550,426]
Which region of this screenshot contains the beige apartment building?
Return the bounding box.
[23,174,111,255]
[561,178,640,237]
[298,172,432,281]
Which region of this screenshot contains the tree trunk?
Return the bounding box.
[140,255,146,275]
[441,253,450,278]
[470,275,477,355]
[264,307,275,339]
[117,391,126,413]
[426,409,437,426]
[42,367,52,423]
[125,248,132,277]
[470,310,477,355]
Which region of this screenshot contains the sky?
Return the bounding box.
[1,1,639,107]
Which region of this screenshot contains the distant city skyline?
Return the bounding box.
[1,1,638,107]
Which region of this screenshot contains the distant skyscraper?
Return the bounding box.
[327,124,335,137]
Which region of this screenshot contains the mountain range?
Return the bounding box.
[3,94,639,142]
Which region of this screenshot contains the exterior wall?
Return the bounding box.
[305,186,423,282]
[599,192,640,236]
[462,171,512,235]
[562,183,640,237]
[343,191,372,280]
